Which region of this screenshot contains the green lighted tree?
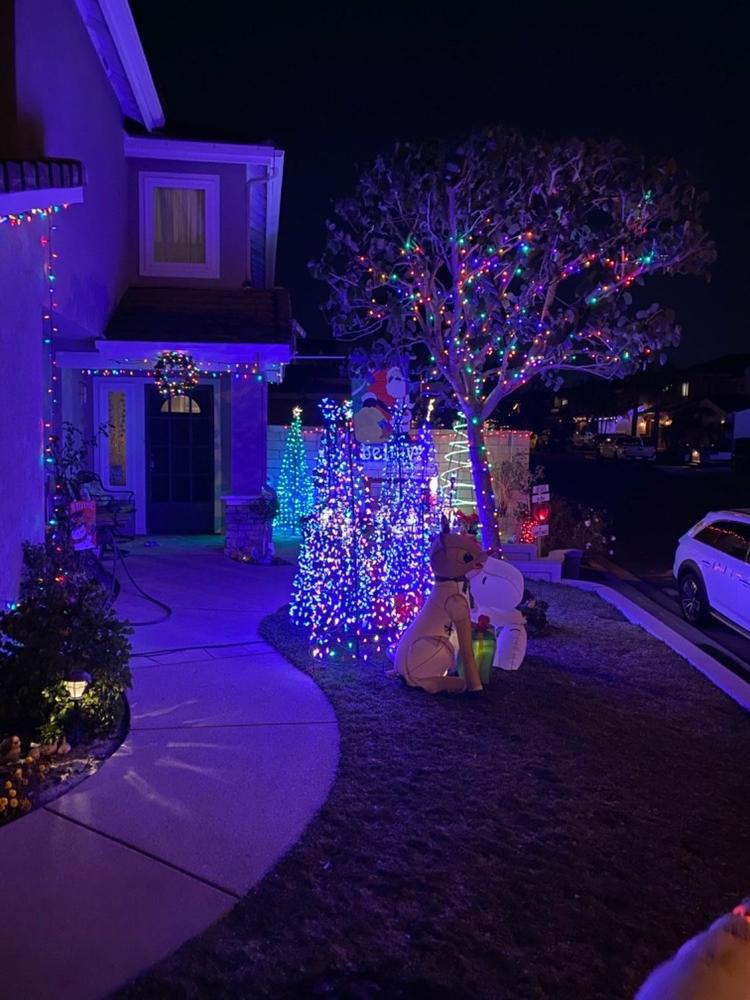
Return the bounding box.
[440,415,475,518]
[274,407,315,533]
[312,125,715,547]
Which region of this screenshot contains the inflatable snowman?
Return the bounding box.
[468,556,527,671]
[636,898,750,1000]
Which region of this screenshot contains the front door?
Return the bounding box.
[146,385,214,533]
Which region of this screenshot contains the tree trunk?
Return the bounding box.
[465,418,500,550]
[631,404,639,436]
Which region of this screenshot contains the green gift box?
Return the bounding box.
[456,622,496,685]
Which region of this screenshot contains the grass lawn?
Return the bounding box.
[117,582,750,999]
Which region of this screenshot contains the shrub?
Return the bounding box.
[541,497,615,563]
[0,538,132,743]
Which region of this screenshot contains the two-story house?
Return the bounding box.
[1,0,295,603]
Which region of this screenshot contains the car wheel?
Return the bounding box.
[679,570,710,626]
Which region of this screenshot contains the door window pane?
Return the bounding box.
[161,396,201,414]
[151,475,170,502]
[172,477,191,502]
[107,391,127,486]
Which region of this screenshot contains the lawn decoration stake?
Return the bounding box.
[395,519,487,693]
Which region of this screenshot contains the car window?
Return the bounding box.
[695,521,750,562]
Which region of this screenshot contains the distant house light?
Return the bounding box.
[681,381,690,397]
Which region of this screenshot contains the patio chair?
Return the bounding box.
[74,472,136,543]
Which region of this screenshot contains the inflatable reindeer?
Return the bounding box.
[395,523,488,693]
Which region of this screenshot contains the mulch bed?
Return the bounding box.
[0,697,129,826]
[117,583,750,999]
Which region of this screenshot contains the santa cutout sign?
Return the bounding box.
[352,365,412,443]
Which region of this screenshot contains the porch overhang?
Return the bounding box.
[55,285,296,382]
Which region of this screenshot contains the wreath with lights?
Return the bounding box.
[154,351,199,397]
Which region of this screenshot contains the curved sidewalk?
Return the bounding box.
[0,537,339,1000]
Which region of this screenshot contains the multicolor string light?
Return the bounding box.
[0,203,67,227]
[80,361,266,382]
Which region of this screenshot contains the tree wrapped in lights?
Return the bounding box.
[290,399,378,658]
[274,407,315,533]
[313,126,714,547]
[373,415,442,644]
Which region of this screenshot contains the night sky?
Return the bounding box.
[130,1,747,365]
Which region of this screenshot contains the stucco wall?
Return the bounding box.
[0,224,46,604]
[2,0,129,598]
[13,0,129,342]
[126,158,249,288]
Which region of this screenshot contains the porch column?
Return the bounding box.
[222,375,273,562]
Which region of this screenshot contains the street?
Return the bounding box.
[534,449,750,671]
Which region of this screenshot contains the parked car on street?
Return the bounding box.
[571,430,596,449]
[597,435,656,460]
[673,509,750,636]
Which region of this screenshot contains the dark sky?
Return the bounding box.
[130,1,748,365]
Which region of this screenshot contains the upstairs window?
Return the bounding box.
[139,172,219,278]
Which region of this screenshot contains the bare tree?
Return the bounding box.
[313,126,714,547]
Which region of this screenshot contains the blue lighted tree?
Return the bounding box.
[374,414,442,645]
[290,399,378,658]
[274,407,315,533]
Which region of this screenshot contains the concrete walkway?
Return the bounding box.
[0,537,338,1000]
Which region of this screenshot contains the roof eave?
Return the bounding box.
[76,0,164,131]
[99,0,164,130]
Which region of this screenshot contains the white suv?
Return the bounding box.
[674,510,750,636]
[598,435,656,460]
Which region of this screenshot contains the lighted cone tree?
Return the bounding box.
[274,407,315,533]
[439,416,475,519]
[312,125,715,547]
[289,399,379,659]
[374,416,442,645]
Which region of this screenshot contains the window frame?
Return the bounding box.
[696,520,750,563]
[138,171,220,278]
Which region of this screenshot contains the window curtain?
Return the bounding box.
[153,186,206,264]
